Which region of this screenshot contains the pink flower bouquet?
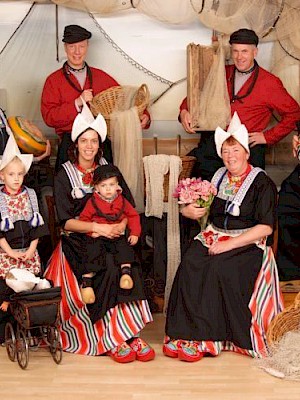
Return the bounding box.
[173,177,217,230]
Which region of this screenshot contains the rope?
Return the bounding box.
[0,2,36,57]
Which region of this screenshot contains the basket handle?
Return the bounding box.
[294,291,300,307]
[139,84,150,98]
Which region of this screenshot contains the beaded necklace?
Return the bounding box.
[67,62,87,73]
[224,163,252,196]
[62,61,93,93]
[74,162,96,186]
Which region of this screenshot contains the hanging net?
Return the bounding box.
[132,0,196,24]
[109,86,146,214]
[274,0,300,60]
[269,1,300,103]
[191,0,283,38]
[51,0,131,14]
[196,38,231,130]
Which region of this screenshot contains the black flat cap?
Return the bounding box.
[93,165,121,185]
[62,25,92,44]
[229,29,259,46]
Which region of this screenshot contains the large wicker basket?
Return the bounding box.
[266,292,300,347]
[90,84,150,137]
[162,156,196,202]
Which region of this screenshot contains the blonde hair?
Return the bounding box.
[0,156,26,173]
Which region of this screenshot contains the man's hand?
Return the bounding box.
[248,131,266,147]
[140,113,150,129]
[76,89,93,107]
[292,134,299,157]
[180,110,196,134]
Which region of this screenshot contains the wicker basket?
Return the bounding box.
[90,84,150,137]
[145,155,195,202]
[266,292,300,347]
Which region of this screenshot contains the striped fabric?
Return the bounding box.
[164,247,283,359]
[249,246,284,357]
[44,243,153,356]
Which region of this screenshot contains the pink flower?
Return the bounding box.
[173,177,217,209]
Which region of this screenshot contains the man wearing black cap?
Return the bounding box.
[179,28,300,178]
[41,25,150,171]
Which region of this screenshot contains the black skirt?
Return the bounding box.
[165,239,263,350]
[62,233,146,324]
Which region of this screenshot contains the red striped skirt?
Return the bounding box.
[44,243,153,355]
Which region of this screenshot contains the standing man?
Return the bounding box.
[41,25,150,171]
[179,28,300,180]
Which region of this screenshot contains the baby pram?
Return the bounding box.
[5,287,62,369]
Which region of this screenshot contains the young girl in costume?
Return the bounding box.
[79,164,141,304]
[0,135,48,342]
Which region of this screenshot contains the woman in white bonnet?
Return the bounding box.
[164,112,283,362]
[44,102,155,363]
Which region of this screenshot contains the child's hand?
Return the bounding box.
[7,249,23,260]
[0,301,9,312]
[19,249,35,261]
[128,235,138,246]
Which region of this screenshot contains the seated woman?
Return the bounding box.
[163,112,283,362]
[44,103,154,363]
[276,132,300,281]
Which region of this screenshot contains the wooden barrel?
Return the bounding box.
[8,116,47,156]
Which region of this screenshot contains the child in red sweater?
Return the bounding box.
[79,165,141,304]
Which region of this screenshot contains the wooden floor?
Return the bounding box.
[0,313,299,400]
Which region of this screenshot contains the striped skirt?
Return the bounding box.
[165,245,284,358]
[44,242,153,355]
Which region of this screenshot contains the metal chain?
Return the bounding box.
[88,11,175,87]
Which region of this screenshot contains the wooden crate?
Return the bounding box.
[142,135,199,156]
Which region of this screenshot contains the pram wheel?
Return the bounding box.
[47,326,62,364]
[16,328,29,369]
[5,322,16,362]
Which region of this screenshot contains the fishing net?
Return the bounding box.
[191,0,283,38]
[196,38,231,130]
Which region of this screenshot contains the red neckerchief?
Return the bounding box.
[227,163,252,190]
[75,163,97,185]
[2,186,24,196]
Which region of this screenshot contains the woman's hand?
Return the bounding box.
[208,239,234,255]
[92,220,127,239]
[34,140,51,162]
[181,203,207,220]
